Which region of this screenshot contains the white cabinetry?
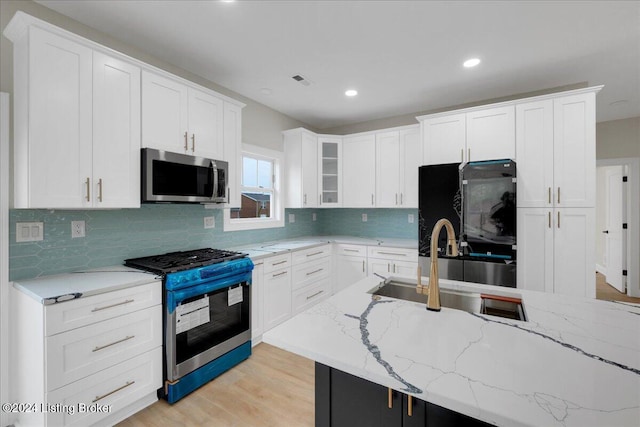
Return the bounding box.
[400,127,421,208]
[334,244,368,294]
[7,24,140,209]
[11,281,162,427]
[318,136,342,207]
[515,89,599,297]
[251,261,264,344]
[343,134,376,207]
[367,246,418,278]
[284,128,319,208]
[224,101,243,207]
[420,106,515,165]
[291,245,331,314]
[142,71,223,159]
[262,253,292,331]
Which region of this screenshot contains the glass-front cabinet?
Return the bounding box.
[318,136,342,207]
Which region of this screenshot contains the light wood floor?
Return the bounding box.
[117,343,314,427]
[595,272,640,303]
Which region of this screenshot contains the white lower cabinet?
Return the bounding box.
[251,261,264,344]
[334,244,368,294]
[517,207,595,298]
[367,246,418,279]
[11,281,162,427]
[262,254,292,331]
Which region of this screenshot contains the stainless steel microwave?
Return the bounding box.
[141,148,228,203]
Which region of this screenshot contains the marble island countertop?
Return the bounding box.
[263,276,640,427]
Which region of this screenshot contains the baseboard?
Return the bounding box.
[93,392,157,427]
[595,264,607,276]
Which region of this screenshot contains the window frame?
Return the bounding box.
[223,144,285,231]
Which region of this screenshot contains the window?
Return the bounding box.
[224,144,284,231]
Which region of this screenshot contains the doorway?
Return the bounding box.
[596,158,640,298]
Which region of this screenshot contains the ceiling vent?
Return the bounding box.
[292,74,311,86]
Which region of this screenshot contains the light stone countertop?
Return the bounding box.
[263,275,640,427]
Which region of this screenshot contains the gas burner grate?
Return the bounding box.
[125,248,246,274]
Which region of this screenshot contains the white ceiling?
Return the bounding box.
[36,0,640,130]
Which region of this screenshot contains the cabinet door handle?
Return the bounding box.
[93,335,135,352]
[400,193,403,205]
[548,187,551,204]
[362,260,365,272]
[460,148,464,162]
[408,395,413,417]
[85,177,91,202]
[548,211,551,228]
[91,299,134,312]
[304,194,307,205]
[184,131,188,151]
[272,271,288,278]
[92,381,135,403]
[557,187,561,204]
[98,178,103,202]
[191,133,195,152]
[557,211,560,228]
[388,388,393,409]
[395,193,398,205]
[306,268,324,276]
[371,194,374,205]
[393,264,397,273]
[272,260,288,266]
[468,148,471,161]
[227,187,230,201]
[344,248,359,253]
[306,251,324,257]
[387,263,390,273]
[320,194,322,205]
[305,290,324,300]
[378,251,406,257]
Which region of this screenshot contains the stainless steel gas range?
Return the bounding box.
[125,248,253,403]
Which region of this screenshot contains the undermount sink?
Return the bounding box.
[368,277,527,322]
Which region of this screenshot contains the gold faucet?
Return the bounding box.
[417,218,459,311]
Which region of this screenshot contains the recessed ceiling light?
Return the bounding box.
[463,58,481,68]
[260,88,272,95]
[345,89,358,97]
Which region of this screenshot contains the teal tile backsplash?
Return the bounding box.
[9,206,418,280]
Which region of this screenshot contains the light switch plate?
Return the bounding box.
[16,222,44,242]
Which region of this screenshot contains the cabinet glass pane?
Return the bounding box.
[322,143,338,158]
[323,175,338,191]
[322,158,338,175]
[323,191,338,203]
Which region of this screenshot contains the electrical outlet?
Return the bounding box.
[408,214,415,224]
[289,213,295,223]
[71,220,85,238]
[15,222,44,242]
[312,213,317,221]
[362,213,367,222]
[204,216,215,229]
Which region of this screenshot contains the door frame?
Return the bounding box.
[597,157,640,297]
[1,92,10,427]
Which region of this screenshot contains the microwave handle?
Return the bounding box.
[212,162,219,198]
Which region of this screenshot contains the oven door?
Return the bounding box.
[165,276,251,381]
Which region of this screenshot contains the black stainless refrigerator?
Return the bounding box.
[419,160,517,287]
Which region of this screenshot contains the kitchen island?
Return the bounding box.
[263,276,640,427]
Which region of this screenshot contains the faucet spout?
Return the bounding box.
[422,218,458,312]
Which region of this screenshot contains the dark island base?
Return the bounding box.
[316,363,492,427]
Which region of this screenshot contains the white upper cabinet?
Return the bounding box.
[516,100,554,207]
[420,106,515,165]
[318,136,342,207]
[421,113,466,165]
[553,93,596,208]
[516,93,596,208]
[284,128,318,208]
[223,102,243,208]
[343,134,376,207]
[8,24,140,209]
[142,71,224,160]
[466,105,515,162]
[400,127,421,208]
[93,52,141,208]
[375,131,401,207]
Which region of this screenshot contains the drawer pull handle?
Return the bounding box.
[272,260,288,266]
[306,251,324,257]
[91,299,134,312]
[388,388,393,408]
[92,380,135,403]
[305,290,324,300]
[93,335,135,352]
[272,271,288,278]
[378,252,406,257]
[254,262,264,266]
[306,268,324,276]
[408,395,413,416]
[343,249,359,253]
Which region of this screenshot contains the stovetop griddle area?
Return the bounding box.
[124,248,246,275]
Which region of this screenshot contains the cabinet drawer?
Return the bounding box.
[335,244,367,257]
[292,278,331,315]
[292,258,331,291]
[367,246,417,261]
[45,281,161,336]
[46,347,161,427]
[291,244,331,265]
[263,253,292,273]
[46,305,162,391]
